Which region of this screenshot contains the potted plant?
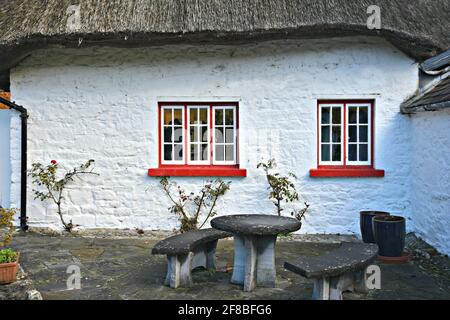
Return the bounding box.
[360,211,390,243]
[0,207,19,285]
[373,215,406,257]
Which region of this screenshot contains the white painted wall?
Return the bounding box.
[0,109,11,208]
[9,37,418,235]
[410,109,450,256]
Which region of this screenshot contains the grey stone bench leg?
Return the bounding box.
[191,240,219,270]
[329,272,355,300]
[206,240,219,270]
[353,267,369,293]
[164,240,220,289]
[311,268,369,300]
[164,253,193,288]
[312,277,330,300]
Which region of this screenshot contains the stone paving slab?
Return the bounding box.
[4,232,450,300]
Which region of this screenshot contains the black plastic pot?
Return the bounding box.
[360,211,390,243]
[373,215,406,257]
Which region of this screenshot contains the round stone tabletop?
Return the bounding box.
[211,214,301,236]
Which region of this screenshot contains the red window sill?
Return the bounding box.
[148,166,247,177]
[310,168,385,178]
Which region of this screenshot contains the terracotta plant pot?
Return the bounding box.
[373,216,406,257]
[0,253,19,285]
[360,211,390,243]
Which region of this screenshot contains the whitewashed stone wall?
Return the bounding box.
[10,37,418,235]
[410,109,450,256]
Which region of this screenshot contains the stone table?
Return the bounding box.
[211,214,301,291]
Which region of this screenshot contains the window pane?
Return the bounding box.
[190,144,198,161]
[332,145,341,161]
[332,108,341,124]
[348,144,357,161]
[201,144,208,160]
[225,109,234,125]
[321,144,330,161]
[173,109,183,125]
[200,109,208,124]
[359,144,368,161]
[332,126,341,143]
[189,108,198,124]
[349,107,357,124]
[321,126,330,143]
[359,125,368,143]
[359,107,368,124]
[174,144,183,160]
[190,127,198,142]
[201,126,208,142]
[215,109,223,125]
[225,128,234,143]
[349,125,357,143]
[173,127,183,143]
[215,145,224,161]
[163,109,172,125]
[321,107,330,124]
[164,127,172,143]
[164,144,172,161]
[225,145,234,161]
[215,127,224,143]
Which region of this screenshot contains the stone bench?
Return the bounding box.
[284,242,378,300]
[152,228,231,288]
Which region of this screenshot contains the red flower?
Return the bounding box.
[51,160,57,165]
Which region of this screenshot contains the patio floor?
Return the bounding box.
[7,231,450,300]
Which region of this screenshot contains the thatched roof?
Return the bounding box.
[0,0,449,77]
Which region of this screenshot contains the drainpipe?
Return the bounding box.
[0,96,28,231]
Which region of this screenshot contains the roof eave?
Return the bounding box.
[401,100,450,114]
[420,49,450,73]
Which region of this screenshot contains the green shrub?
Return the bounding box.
[159,177,231,233]
[30,159,99,232]
[0,249,17,264]
[0,207,17,247]
[257,159,310,221]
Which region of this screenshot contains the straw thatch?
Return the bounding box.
[0,0,449,76]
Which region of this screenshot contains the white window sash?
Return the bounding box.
[345,103,372,166]
[161,106,185,165]
[187,106,210,165]
[212,106,237,165]
[318,104,344,166]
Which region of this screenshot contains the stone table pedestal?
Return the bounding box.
[211,214,301,292]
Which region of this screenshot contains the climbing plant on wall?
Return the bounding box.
[29,159,99,232]
[159,177,231,233]
[258,159,310,225]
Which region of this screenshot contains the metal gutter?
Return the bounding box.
[0,95,28,231]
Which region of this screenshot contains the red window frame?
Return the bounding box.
[310,100,384,178]
[148,101,247,177]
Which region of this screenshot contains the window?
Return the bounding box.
[162,106,184,164]
[311,100,384,177]
[149,102,246,177]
